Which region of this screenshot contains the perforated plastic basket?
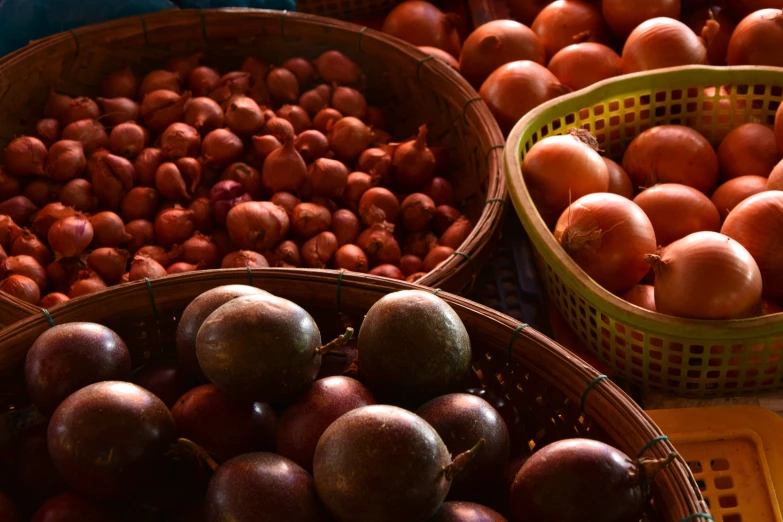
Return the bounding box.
[505,66,783,397]
[649,406,783,522]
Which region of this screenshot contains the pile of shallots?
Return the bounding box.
[0,50,473,307]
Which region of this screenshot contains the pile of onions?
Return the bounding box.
[686,6,736,66]
[621,18,710,74]
[717,123,779,180]
[547,43,621,92]
[602,0,681,39]
[530,0,608,60]
[727,8,783,66]
[381,1,462,57]
[711,176,769,220]
[633,184,721,246]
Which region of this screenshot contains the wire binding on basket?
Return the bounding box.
[508,323,528,361]
[679,514,714,522]
[485,144,505,166]
[40,308,55,328]
[580,374,609,413]
[199,8,208,39]
[280,10,288,39]
[247,266,253,286]
[462,97,483,124]
[451,251,475,274]
[416,56,435,81]
[336,269,346,315]
[140,14,149,45]
[431,288,442,295]
[357,26,368,53]
[144,277,158,316]
[637,435,670,458]
[483,197,506,211]
[68,30,80,57]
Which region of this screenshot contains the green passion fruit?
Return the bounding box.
[357,290,472,407]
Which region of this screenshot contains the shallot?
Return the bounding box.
[49,215,94,258]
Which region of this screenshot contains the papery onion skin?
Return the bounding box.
[4,254,47,291]
[479,61,569,133]
[221,250,269,269]
[547,43,621,92]
[226,201,290,252]
[459,20,545,88]
[531,0,608,60]
[35,119,61,148]
[727,8,783,67]
[102,66,139,99]
[649,231,763,319]
[39,292,69,307]
[61,119,109,156]
[522,131,609,227]
[4,136,47,177]
[602,0,681,39]
[48,215,94,258]
[418,46,461,71]
[68,270,108,298]
[618,284,657,312]
[382,1,462,57]
[96,97,140,126]
[622,18,709,74]
[721,191,783,300]
[622,125,719,194]
[603,157,635,199]
[717,123,779,180]
[554,193,657,294]
[184,97,225,136]
[0,274,40,304]
[711,175,769,220]
[633,183,721,246]
[313,50,362,85]
[201,129,244,170]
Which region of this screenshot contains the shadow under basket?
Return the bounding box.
[0,268,708,521]
[0,8,506,325]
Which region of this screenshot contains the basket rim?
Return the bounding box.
[0,8,507,318]
[505,65,783,340]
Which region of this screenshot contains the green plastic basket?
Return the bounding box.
[505,66,783,398]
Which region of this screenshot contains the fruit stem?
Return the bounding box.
[171,437,220,472]
[317,327,355,356]
[443,438,486,481]
[639,452,677,482]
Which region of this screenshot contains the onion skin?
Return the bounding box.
[603,157,635,199]
[140,70,182,97]
[329,117,373,164]
[295,130,330,164]
[330,209,362,246]
[109,122,147,159]
[301,231,339,268]
[548,43,621,91]
[68,270,108,298]
[619,284,657,312]
[124,219,155,254]
[400,193,436,232]
[262,137,307,193]
[622,125,719,194]
[459,20,545,88]
[61,119,110,157]
[89,211,132,248]
[167,53,204,80]
[35,118,61,148]
[102,66,139,99]
[45,90,73,121]
[282,57,317,87]
[61,97,101,127]
[358,148,393,186]
[4,136,47,177]
[120,187,160,222]
[292,203,332,238]
[313,50,362,85]
[331,87,367,120]
[0,274,40,304]
[399,254,423,276]
[263,117,296,142]
[717,123,779,180]
[299,85,331,117]
[225,96,265,136]
[155,208,195,247]
[439,216,474,249]
[137,245,180,268]
[181,232,220,269]
[252,135,282,161]
[622,18,709,74]
[602,0,681,39]
[45,140,86,182]
[649,231,763,319]
[133,148,163,187]
[356,222,402,266]
[184,97,225,136]
[633,183,721,246]
[277,105,312,135]
[721,191,783,300]
[479,61,569,133]
[267,68,300,105]
[160,123,201,160]
[418,46,461,71]
[768,160,783,191]
[32,202,75,239]
[141,90,191,134]
[201,129,244,170]
[393,125,437,189]
[310,158,350,199]
[188,66,221,97]
[0,168,21,201]
[87,248,130,284]
[221,163,262,200]
[712,175,768,220]
[359,187,400,226]
[382,1,462,57]
[221,250,269,269]
[686,6,735,66]
[11,229,51,267]
[167,261,202,274]
[334,244,369,272]
[555,193,657,294]
[531,0,608,59]
[272,240,301,267]
[48,215,94,258]
[96,97,140,126]
[129,254,168,281]
[522,132,610,227]
[0,196,38,226]
[3,255,47,292]
[39,292,69,308]
[369,264,405,279]
[432,205,461,235]
[422,245,455,271]
[226,201,290,252]
[727,9,783,66]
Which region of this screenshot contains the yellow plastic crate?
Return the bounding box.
[505,66,783,397]
[649,406,783,522]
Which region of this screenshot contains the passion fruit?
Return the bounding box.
[430,501,508,522]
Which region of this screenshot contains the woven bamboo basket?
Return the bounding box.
[0,268,708,521]
[0,9,506,325]
[505,66,783,398]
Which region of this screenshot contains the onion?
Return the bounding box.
[263,117,296,142]
[622,125,719,194]
[400,254,423,276]
[313,50,362,84]
[221,250,269,269]
[686,6,735,66]
[45,140,86,182]
[262,136,307,193]
[382,1,462,57]
[439,216,474,248]
[717,123,778,180]
[404,231,438,258]
[0,274,40,304]
[356,148,392,186]
[301,231,339,268]
[129,254,168,281]
[68,270,107,298]
[96,97,140,126]
[155,162,191,201]
[277,105,312,135]
[157,123,200,161]
[137,245,181,268]
[210,179,246,206]
[299,85,332,116]
[141,90,191,134]
[727,9,783,66]
[406,272,427,282]
[622,18,710,74]
[282,57,317,87]
[400,193,436,232]
[603,158,634,199]
[330,209,361,246]
[307,158,348,199]
[334,244,369,272]
[267,68,300,105]
[0,196,38,226]
[252,135,282,160]
[422,245,454,271]
[531,0,608,59]
[167,261,202,274]
[357,222,402,266]
[342,172,378,212]
[313,108,344,134]
[225,96,265,135]
[181,232,220,269]
[23,178,60,207]
[226,201,289,252]
[724,1,783,20]
[102,66,139,99]
[3,255,47,291]
[61,119,109,155]
[139,70,182,97]
[32,204,76,242]
[0,168,21,201]
[505,0,556,25]
[120,186,160,221]
[188,66,221,97]
[633,183,721,246]
[433,205,461,235]
[184,97,224,135]
[11,229,51,266]
[763,298,783,315]
[35,118,61,148]
[109,122,148,158]
[602,0,681,39]
[295,130,329,164]
[394,124,439,189]
[359,187,400,226]
[768,160,783,190]
[155,207,195,247]
[648,231,762,318]
[89,211,132,248]
[61,97,100,127]
[133,148,163,187]
[210,72,254,105]
[369,264,405,279]
[269,193,300,219]
[44,89,73,120]
[189,197,214,233]
[48,215,93,258]
[418,46,461,71]
[522,130,609,227]
[272,240,301,267]
[554,193,657,294]
[167,53,204,80]
[292,203,333,238]
[618,284,656,312]
[124,219,155,254]
[87,248,130,283]
[479,60,569,133]
[39,293,69,308]
[328,117,373,164]
[711,175,768,220]
[201,129,244,169]
[92,153,136,210]
[548,43,621,91]
[0,216,20,250]
[331,87,367,120]
[3,136,47,176]
[721,191,783,300]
